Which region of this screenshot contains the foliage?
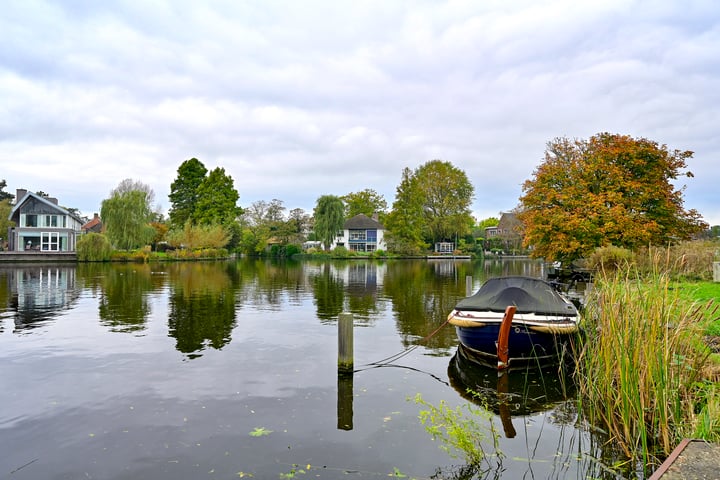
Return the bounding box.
[414,393,498,466]
[384,168,426,251]
[0,179,14,201]
[313,195,345,250]
[575,267,719,468]
[414,160,475,245]
[149,221,169,250]
[76,233,113,261]
[0,199,15,245]
[385,161,474,251]
[587,245,635,272]
[634,240,719,281]
[100,179,156,250]
[518,133,708,262]
[476,217,499,230]
[194,167,242,226]
[168,158,208,227]
[342,188,388,219]
[166,222,230,250]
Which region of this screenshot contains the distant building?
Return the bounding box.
[6,189,84,252]
[81,213,103,233]
[331,214,386,252]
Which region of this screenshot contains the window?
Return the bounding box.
[44,215,59,227]
[41,232,60,251]
[349,230,366,241]
[25,215,38,227]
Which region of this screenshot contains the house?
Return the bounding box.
[81,213,103,233]
[331,214,386,252]
[6,189,84,252]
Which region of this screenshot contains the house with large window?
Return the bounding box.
[6,189,84,253]
[331,214,386,253]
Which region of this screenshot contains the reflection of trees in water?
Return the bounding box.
[310,263,346,322]
[96,264,154,333]
[234,259,305,309]
[167,262,238,358]
[384,261,474,352]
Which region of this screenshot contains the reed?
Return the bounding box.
[575,262,719,468]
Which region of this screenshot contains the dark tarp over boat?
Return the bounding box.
[454,276,577,316]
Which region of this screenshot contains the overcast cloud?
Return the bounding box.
[2,0,718,225]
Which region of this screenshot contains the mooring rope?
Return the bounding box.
[356,316,452,371]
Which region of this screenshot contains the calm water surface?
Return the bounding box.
[0,259,622,479]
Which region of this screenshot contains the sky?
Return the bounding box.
[1,0,719,226]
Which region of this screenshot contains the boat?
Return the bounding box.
[447,276,580,368]
[448,344,575,438]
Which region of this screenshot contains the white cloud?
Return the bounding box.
[0,0,718,225]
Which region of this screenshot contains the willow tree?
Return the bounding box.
[313,195,345,250]
[100,179,156,250]
[518,133,707,262]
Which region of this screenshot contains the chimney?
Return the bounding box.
[48,197,59,205]
[16,189,27,203]
[372,212,379,222]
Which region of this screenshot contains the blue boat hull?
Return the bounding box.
[454,323,571,364]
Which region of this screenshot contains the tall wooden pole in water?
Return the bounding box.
[338,312,354,373]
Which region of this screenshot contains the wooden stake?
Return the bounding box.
[338,312,354,374]
[497,305,517,370]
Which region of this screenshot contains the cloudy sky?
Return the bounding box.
[2,0,719,225]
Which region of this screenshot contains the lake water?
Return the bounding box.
[0,259,624,479]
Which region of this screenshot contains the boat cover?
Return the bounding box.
[454,276,578,316]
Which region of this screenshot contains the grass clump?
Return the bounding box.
[575,266,720,470]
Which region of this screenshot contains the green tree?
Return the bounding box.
[313,195,345,250]
[384,167,426,254]
[415,160,475,245]
[194,167,242,226]
[100,179,156,250]
[0,179,14,202]
[518,133,708,262]
[342,189,388,219]
[168,158,208,227]
[0,199,15,247]
[385,161,474,252]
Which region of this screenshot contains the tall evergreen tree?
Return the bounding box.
[313,195,345,250]
[168,158,208,227]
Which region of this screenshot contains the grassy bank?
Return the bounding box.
[574,267,720,470]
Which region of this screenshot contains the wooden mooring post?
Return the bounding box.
[338,312,354,374]
[466,275,473,297]
[337,312,354,430]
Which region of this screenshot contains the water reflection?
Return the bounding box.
[167,262,239,358]
[0,265,79,332]
[0,258,630,479]
[448,345,575,438]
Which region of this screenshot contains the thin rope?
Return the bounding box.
[359,317,452,369]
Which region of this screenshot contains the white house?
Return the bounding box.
[6,189,84,252]
[331,214,386,252]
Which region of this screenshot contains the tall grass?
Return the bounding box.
[575,260,720,469]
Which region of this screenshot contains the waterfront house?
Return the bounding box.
[6,189,84,252]
[331,214,386,252]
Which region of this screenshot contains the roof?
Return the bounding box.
[9,191,83,223]
[343,214,384,230]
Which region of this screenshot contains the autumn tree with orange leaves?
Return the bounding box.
[517,133,707,262]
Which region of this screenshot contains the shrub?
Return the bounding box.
[332,246,350,258]
[76,233,113,262]
[587,245,635,272]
